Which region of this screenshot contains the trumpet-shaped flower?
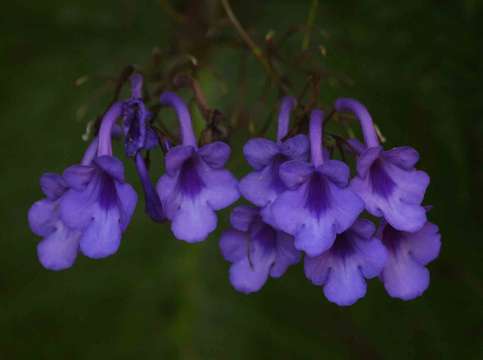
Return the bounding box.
[271,109,364,256]
[335,98,429,232]
[379,219,441,300]
[156,92,239,242]
[305,219,387,306]
[59,102,137,259]
[220,205,301,293]
[239,97,309,226]
[28,173,81,270]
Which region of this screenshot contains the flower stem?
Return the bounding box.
[302,0,319,51]
[221,0,288,93]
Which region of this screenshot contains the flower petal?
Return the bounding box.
[304,252,331,286]
[295,218,337,256]
[279,160,313,189]
[200,165,239,210]
[229,226,276,293]
[273,176,363,257]
[63,165,95,191]
[404,222,441,265]
[279,134,309,161]
[271,185,308,235]
[144,126,159,150]
[353,235,387,279]
[220,229,249,263]
[79,204,122,259]
[319,160,350,187]
[381,251,430,300]
[156,173,179,219]
[270,231,301,278]
[37,222,80,271]
[230,205,258,232]
[60,182,99,230]
[94,156,125,182]
[383,146,419,170]
[243,138,279,170]
[229,258,270,294]
[386,164,429,205]
[239,165,281,207]
[357,146,382,178]
[115,182,138,231]
[28,199,58,236]
[323,259,367,306]
[198,141,231,169]
[350,218,376,239]
[305,219,386,306]
[351,161,429,232]
[271,184,336,256]
[171,200,217,242]
[380,222,439,300]
[165,145,195,176]
[40,173,67,200]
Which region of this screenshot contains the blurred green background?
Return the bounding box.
[1,0,482,358]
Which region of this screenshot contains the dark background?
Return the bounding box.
[1,0,482,358]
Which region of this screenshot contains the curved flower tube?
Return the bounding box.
[59,102,137,259]
[156,92,239,242]
[334,98,429,232]
[271,109,364,256]
[378,218,441,300]
[219,205,301,294]
[305,219,387,306]
[239,96,310,226]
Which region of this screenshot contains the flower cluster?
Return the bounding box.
[28,74,440,306]
[223,97,440,305]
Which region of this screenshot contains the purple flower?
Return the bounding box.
[335,98,429,232]
[123,74,164,222]
[270,109,364,256]
[122,74,158,157]
[305,219,387,306]
[379,220,441,300]
[156,92,239,242]
[28,173,81,270]
[59,102,137,259]
[219,205,301,293]
[239,96,309,226]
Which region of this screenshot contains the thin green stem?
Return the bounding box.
[221,0,288,93]
[302,0,319,51]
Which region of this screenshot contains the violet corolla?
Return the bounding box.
[334,98,429,232]
[156,92,239,242]
[270,109,364,256]
[239,96,309,226]
[220,205,301,293]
